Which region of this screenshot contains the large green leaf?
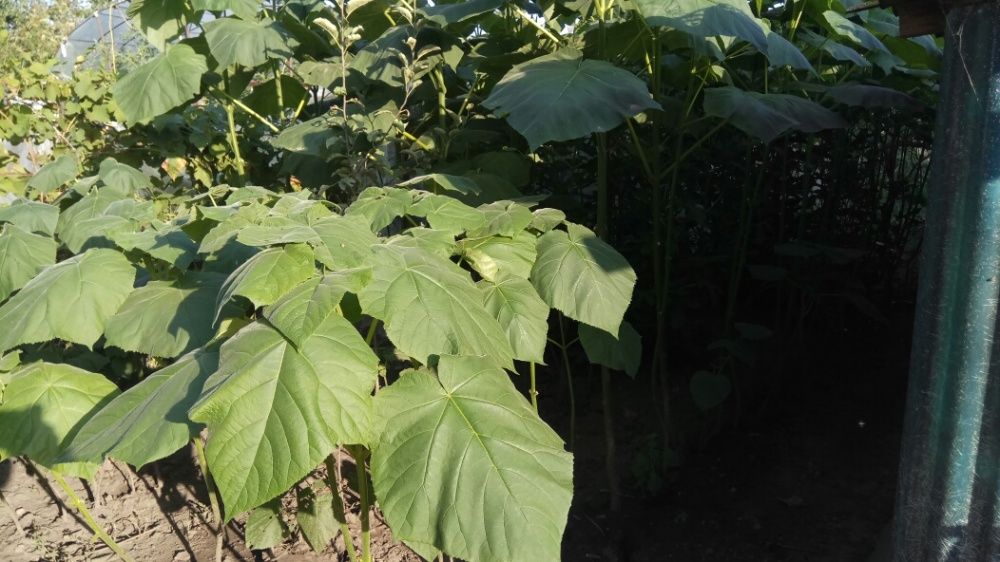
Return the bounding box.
[57,195,154,253]
[0,200,60,236]
[371,356,572,562]
[358,245,515,369]
[270,114,339,155]
[189,308,378,517]
[60,348,219,468]
[309,214,379,270]
[0,249,135,352]
[349,25,408,86]
[0,224,57,302]
[824,83,922,110]
[214,243,317,322]
[398,174,482,196]
[635,0,767,54]
[295,488,338,552]
[345,187,414,231]
[98,158,151,196]
[192,0,260,20]
[483,50,661,149]
[204,18,294,69]
[386,228,456,259]
[265,269,371,341]
[578,321,642,377]
[461,230,537,281]
[244,76,309,115]
[478,273,549,364]
[113,44,208,124]
[127,0,185,50]
[245,499,288,549]
[471,200,534,238]
[703,87,847,143]
[420,0,504,25]
[823,10,889,54]
[26,154,78,193]
[530,223,635,335]
[111,225,198,270]
[800,29,870,68]
[0,362,119,477]
[105,273,232,358]
[408,193,487,235]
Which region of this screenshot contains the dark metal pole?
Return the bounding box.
[893,4,1000,560]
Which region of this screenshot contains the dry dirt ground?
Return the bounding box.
[0,449,420,562]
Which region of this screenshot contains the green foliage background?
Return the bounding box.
[0,0,936,560]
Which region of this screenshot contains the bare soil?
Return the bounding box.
[0,449,419,562]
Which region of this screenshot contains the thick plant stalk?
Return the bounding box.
[348,446,372,562]
[51,471,136,562]
[556,315,577,449]
[223,102,246,185]
[324,455,360,562]
[193,437,226,562]
[529,362,539,412]
[594,130,621,514]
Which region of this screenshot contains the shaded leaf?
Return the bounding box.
[703,87,847,143]
[105,273,232,358]
[690,371,731,410]
[245,499,288,549]
[61,348,219,468]
[579,321,642,377]
[483,50,660,149]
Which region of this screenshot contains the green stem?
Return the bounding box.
[625,119,656,185]
[513,6,562,45]
[529,362,539,413]
[215,89,281,134]
[324,455,360,562]
[51,471,136,562]
[348,446,372,562]
[364,318,380,347]
[193,437,225,562]
[557,315,576,449]
[658,120,729,180]
[273,63,284,114]
[223,102,246,185]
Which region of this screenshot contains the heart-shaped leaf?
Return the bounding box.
[372,356,572,562]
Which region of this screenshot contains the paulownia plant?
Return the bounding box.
[0,166,639,562]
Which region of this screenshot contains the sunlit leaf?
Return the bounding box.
[530,223,635,336]
[372,356,572,562]
[0,249,135,352]
[0,362,119,478]
[113,44,208,124]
